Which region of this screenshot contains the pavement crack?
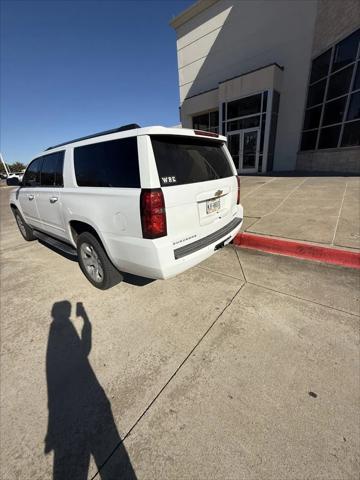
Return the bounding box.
[246,280,359,318]
[195,265,243,282]
[205,247,358,318]
[91,283,246,478]
[233,245,248,283]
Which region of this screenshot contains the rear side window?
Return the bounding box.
[151,135,233,187]
[23,157,42,187]
[74,137,140,188]
[41,151,64,187]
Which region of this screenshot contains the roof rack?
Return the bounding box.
[45,123,141,151]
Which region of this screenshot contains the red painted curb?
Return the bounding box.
[234,232,360,270]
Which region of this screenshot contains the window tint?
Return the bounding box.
[209,111,219,130]
[227,94,261,119]
[300,130,318,151]
[151,135,233,187]
[23,158,42,187]
[74,137,139,188]
[318,125,341,149]
[310,49,331,83]
[227,115,260,132]
[41,152,64,187]
[347,91,360,121]
[303,106,322,130]
[193,113,209,131]
[221,103,226,121]
[260,114,266,153]
[322,97,346,126]
[301,29,360,152]
[353,63,360,91]
[327,65,353,100]
[192,111,219,133]
[332,29,360,72]
[262,91,268,111]
[307,79,326,107]
[341,120,360,146]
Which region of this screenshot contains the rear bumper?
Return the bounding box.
[104,208,243,280]
[174,217,241,259]
[158,216,242,279]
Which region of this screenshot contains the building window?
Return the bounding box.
[225,93,265,131]
[192,110,219,133]
[227,94,262,119]
[301,28,360,151]
[225,90,271,173]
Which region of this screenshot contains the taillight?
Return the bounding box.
[194,130,219,138]
[140,188,167,239]
[236,176,240,204]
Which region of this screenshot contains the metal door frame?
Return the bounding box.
[227,128,260,173]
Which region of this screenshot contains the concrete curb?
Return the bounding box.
[234,232,360,270]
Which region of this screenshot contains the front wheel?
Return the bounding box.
[13,209,36,241]
[76,232,122,289]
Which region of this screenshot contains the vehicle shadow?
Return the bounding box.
[38,241,155,286]
[45,301,137,480]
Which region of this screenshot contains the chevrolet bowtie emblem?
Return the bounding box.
[214,190,223,197]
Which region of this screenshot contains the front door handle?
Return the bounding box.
[28,195,34,200]
[50,197,58,203]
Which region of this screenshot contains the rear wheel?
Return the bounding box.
[13,209,36,241]
[76,232,122,289]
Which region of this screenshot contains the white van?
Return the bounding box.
[9,124,243,289]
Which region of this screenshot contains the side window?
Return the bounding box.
[54,152,64,186]
[23,158,42,187]
[74,137,139,188]
[40,151,65,187]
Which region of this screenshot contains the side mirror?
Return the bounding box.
[6,177,21,186]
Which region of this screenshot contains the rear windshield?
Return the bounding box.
[151,135,233,187]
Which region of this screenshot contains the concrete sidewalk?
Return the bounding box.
[240,176,360,251]
[1,186,359,479]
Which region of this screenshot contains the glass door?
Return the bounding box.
[227,133,240,170]
[227,128,260,173]
[240,128,260,173]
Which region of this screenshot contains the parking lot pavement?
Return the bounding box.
[240,176,360,250]
[1,187,359,479]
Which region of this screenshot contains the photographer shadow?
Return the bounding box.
[45,301,136,480]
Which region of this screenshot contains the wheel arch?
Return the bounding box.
[70,219,121,288]
[69,220,103,245]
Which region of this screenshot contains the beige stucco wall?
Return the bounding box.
[180,88,219,128]
[219,64,283,103]
[173,0,317,171]
[180,64,283,129]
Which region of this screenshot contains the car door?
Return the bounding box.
[18,157,42,229]
[36,151,67,240]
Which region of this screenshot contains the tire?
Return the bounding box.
[13,209,36,241]
[76,232,122,290]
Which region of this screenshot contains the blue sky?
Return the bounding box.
[0,0,193,165]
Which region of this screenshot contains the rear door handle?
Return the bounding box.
[28,195,34,200]
[50,197,58,203]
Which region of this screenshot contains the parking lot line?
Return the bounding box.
[331,181,348,246]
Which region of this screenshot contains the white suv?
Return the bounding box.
[9,124,243,289]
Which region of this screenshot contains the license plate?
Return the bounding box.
[206,197,221,214]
